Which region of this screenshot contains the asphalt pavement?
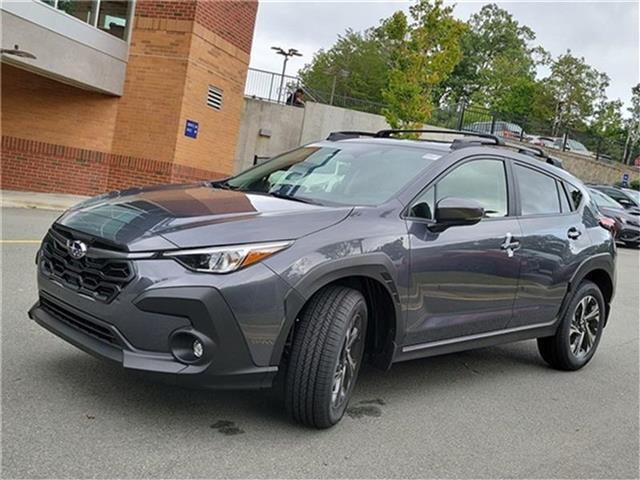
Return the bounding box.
[2,207,639,479]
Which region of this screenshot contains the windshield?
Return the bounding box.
[622,188,640,203]
[225,143,441,206]
[589,188,622,209]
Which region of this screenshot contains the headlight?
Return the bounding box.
[163,241,292,273]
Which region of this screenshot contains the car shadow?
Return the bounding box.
[36,340,549,432]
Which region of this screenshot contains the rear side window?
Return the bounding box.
[514,164,560,215]
[565,183,584,210]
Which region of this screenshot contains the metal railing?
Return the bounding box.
[244,67,639,165]
[244,67,386,113]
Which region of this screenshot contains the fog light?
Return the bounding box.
[192,339,204,359]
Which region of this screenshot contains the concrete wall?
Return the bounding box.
[234,99,393,172]
[234,98,639,184]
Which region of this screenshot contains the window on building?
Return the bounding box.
[97,1,132,40]
[40,0,133,41]
[56,1,97,25]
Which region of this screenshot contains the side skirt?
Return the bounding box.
[393,321,559,363]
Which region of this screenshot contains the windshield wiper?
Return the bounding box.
[210,180,237,190]
[267,191,322,205]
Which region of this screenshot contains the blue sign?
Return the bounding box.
[622,173,629,187]
[185,120,199,139]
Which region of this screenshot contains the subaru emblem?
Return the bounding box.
[68,240,87,259]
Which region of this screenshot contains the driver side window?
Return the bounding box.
[409,159,508,219]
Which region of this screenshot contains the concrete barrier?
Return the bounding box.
[234,97,639,185]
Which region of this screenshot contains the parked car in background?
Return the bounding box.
[553,138,590,155]
[464,121,523,139]
[528,135,557,148]
[589,185,640,213]
[588,188,640,247]
[621,188,640,205]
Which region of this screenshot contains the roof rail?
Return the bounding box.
[374,128,504,145]
[506,143,565,169]
[326,131,378,141]
[326,129,564,169]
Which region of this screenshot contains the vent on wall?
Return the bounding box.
[207,86,223,110]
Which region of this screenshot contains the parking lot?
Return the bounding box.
[1,206,638,479]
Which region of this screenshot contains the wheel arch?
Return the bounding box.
[271,255,403,369]
[565,253,615,324]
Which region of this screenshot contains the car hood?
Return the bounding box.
[55,183,353,251]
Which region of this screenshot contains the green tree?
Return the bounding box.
[623,84,640,164]
[586,99,625,159]
[381,0,466,129]
[545,50,610,135]
[439,4,547,113]
[491,77,555,127]
[298,28,389,109]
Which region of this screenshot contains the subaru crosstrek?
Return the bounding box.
[29,129,616,428]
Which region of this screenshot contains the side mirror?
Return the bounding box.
[433,197,484,230]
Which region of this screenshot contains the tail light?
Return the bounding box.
[598,216,616,233]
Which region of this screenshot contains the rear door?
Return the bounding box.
[404,157,522,346]
[509,163,592,328]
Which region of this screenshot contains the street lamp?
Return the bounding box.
[271,46,302,103]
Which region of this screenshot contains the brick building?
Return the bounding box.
[1,0,258,195]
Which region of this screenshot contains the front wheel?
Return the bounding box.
[537,280,605,371]
[284,286,367,428]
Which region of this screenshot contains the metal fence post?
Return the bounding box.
[268,72,275,102]
[490,115,496,135]
[561,132,569,152]
[456,99,466,130]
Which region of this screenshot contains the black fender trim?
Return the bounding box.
[559,253,616,326]
[269,254,403,366]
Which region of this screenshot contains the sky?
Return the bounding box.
[249,0,640,109]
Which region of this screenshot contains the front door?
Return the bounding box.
[403,157,521,347]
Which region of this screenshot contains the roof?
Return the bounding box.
[325,129,565,171]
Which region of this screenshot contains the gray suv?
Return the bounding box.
[29,129,616,428]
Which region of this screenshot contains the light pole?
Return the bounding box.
[271,46,302,104]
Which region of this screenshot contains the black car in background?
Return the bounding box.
[590,185,640,213]
[588,188,640,248]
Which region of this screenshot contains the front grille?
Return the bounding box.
[39,231,134,303]
[40,296,119,346]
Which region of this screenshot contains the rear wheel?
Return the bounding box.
[537,280,605,370]
[284,286,367,428]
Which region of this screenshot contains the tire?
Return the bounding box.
[537,280,605,371]
[284,286,368,428]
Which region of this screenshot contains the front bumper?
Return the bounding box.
[617,225,640,244]
[30,244,292,389]
[29,291,277,389]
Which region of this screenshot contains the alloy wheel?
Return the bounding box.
[331,314,364,409]
[569,295,600,359]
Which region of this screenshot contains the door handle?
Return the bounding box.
[568,227,582,240]
[501,232,520,257]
